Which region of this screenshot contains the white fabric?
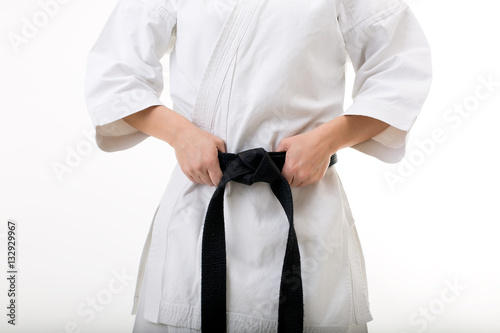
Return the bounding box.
[84,0,432,331]
[133,261,368,332]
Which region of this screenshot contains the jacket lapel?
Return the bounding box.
[191,0,264,133]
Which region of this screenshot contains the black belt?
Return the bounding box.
[201,147,338,332]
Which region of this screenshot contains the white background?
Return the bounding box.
[1,0,499,332]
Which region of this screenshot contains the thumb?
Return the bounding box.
[216,140,226,153]
[276,138,289,152]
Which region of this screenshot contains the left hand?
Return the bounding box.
[276,128,333,187]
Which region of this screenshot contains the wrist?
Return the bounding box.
[123,105,194,148]
[159,107,193,148]
[315,117,347,155]
[315,114,391,155]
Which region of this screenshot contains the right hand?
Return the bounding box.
[122,105,226,186]
[172,122,226,187]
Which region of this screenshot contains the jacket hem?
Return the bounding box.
[154,301,372,332]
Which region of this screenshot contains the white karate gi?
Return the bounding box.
[84,0,432,331]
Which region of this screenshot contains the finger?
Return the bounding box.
[191,164,212,186]
[186,174,197,184]
[208,164,223,187]
[276,140,288,152]
[198,169,215,186]
[299,177,315,187]
[290,175,305,187]
[191,174,205,185]
[216,141,226,153]
[190,171,203,184]
[291,171,311,187]
[180,165,198,184]
[280,165,293,185]
[280,153,295,184]
[206,147,223,186]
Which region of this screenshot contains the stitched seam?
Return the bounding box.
[342,2,407,40]
[128,0,177,25]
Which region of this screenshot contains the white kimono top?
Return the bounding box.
[84,0,432,331]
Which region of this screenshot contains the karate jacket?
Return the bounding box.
[84,0,432,331]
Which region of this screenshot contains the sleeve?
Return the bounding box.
[338,0,432,163]
[84,0,177,152]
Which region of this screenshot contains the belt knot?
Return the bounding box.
[220,147,282,186]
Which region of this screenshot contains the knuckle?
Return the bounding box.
[192,160,203,171]
[296,170,308,181]
[184,165,195,174]
[202,155,215,166]
[285,164,296,175]
[181,166,192,176]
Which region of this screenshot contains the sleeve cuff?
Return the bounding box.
[342,99,417,163]
[87,90,164,152]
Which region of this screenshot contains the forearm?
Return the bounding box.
[122,105,192,147]
[315,115,391,155]
[123,104,227,186]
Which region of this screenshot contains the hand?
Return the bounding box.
[122,105,227,186]
[172,122,226,186]
[276,128,333,188]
